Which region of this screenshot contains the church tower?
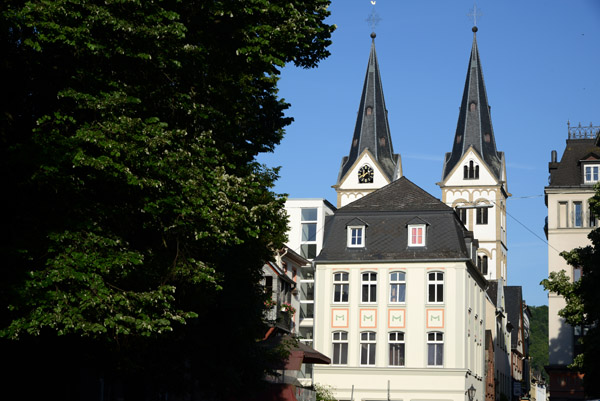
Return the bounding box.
[438,27,510,281]
[333,33,402,208]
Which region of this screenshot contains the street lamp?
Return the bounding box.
[466,385,476,401]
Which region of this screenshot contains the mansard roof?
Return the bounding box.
[547,124,600,187]
[337,34,401,184]
[316,177,474,263]
[443,27,502,180]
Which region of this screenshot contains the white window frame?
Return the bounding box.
[476,206,489,225]
[427,271,444,304]
[332,331,348,365]
[573,201,583,227]
[388,331,405,367]
[360,331,377,366]
[347,226,365,248]
[361,272,377,303]
[300,208,318,259]
[427,331,444,367]
[333,272,349,303]
[584,164,600,184]
[389,271,406,303]
[408,224,426,247]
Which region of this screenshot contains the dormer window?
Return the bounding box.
[584,165,599,184]
[408,224,426,247]
[348,226,365,248]
[464,160,479,179]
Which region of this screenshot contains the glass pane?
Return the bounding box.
[369,343,376,364]
[371,284,377,302]
[438,284,444,302]
[390,284,398,302]
[334,285,341,302]
[428,284,435,302]
[333,344,340,364]
[428,344,435,365]
[397,284,406,302]
[301,282,314,299]
[301,243,317,259]
[301,208,318,221]
[362,284,369,302]
[341,343,348,364]
[361,343,368,364]
[436,344,444,366]
[342,284,348,302]
[300,302,314,319]
[302,223,317,241]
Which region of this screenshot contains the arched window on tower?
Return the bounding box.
[465,161,479,180]
[482,256,488,275]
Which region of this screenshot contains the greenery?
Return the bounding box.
[528,305,549,382]
[1,0,333,399]
[541,187,600,397]
[315,383,336,401]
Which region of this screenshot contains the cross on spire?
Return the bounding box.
[366,2,381,34]
[467,2,483,27]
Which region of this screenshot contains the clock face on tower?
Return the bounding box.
[358,164,374,183]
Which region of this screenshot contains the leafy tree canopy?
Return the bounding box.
[542,188,600,397]
[1,0,333,398]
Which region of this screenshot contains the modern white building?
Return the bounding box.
[544,122,600,401]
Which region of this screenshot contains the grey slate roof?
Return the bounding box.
[547,138,600,187]
[316,177,473,263]
[337,35,401,184]
[486,280,499,307]
[505,286,523,349]
[443,28,502,181]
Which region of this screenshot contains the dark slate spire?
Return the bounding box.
[443,27,502,180]
[336,33,401,184]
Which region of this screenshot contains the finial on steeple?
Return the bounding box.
[467,2,483,30]
[366,1,381,38]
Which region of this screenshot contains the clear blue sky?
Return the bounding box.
[258,0,600,307]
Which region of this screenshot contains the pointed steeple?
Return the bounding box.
[442,27,502,180]
[336,33,402,185]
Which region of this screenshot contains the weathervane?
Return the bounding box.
[366,1,381,35]
[467,2,483,27]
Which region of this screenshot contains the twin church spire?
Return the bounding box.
[336,27,502,208]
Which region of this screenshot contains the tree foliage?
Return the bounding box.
[541,188,600,397]
[1,0,333,398]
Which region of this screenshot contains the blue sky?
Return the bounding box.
[258,0,600,307]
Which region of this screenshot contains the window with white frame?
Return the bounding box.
[427,332,444,366]
[389,331,405,366]
[332,331,348,365]
[408,224,425,247]
[360,331,376,366]
[457,207,468,226]
[361,272,377,303]
[300,208,318,259]
[584,165,600,184]
[333,272,349,303]
[389,271,406,303]
[347,226,365,247]
[427,271,444,303]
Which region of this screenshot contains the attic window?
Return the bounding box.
[347,226,365,248]
[366,107,373,116]
[408,224,426,247]
[484,133,491,143]
[470,102,477,112]
[584,164,599,184]
[379,137,386,146]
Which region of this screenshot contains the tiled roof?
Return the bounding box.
[316,177,472,262]
[338,176,452,213]
[548,138,600,187]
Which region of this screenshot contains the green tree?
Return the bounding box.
[1,0,333,398]
[542,189,600,397]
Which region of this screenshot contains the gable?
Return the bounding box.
[338,148,391,191]
[442,147,501,187]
